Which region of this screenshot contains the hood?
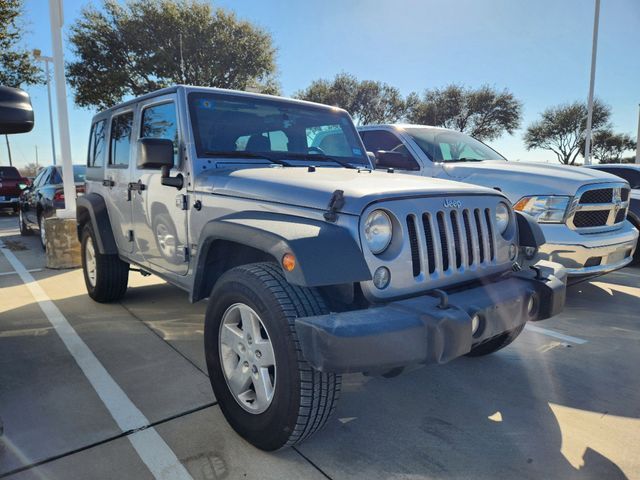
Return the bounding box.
[195,166,500,215]
[439,160,625,202]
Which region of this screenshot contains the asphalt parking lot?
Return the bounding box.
[0,211,639,480]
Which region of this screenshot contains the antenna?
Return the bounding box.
[179,33,186,83]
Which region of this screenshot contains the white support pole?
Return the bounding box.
[636,104,640,164]
[583,0,600,166]
[48,0,76,217]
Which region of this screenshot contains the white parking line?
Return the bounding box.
[0,241,193,480]
[524,324,588,345]
[0,268,42,277]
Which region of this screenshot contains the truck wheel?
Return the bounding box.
[18,208,31,236]
[466,324,525,357]
[204,262,341,451]
[81,225,129,302]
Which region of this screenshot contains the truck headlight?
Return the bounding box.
[364,210,393,254]
[495,202,511,234]
[514,195,570,223]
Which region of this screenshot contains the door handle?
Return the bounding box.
[103,179,115,187]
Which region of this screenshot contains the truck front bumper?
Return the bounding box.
[295,262,566,374]
[538,221,638,278]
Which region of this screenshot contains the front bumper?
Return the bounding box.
[295,262,566,374]
[538,221,638,277]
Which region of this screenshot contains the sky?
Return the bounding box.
[4,0,639,170]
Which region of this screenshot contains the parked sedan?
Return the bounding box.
[587,164,640,264]
[18,165,86,249]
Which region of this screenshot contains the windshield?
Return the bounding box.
[406,128,506,163]
[188,92,369,167]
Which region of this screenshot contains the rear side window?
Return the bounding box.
[109,112,134,167]
[87,120,107,168]
[600,168,640,189]
[141,102,179,164]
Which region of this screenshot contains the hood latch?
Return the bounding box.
[324,189,345,222]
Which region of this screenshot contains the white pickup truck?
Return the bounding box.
[358,124,638,280]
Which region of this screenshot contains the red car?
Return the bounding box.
[0,166,30,213]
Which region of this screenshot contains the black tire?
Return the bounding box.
[466,324,526,357]
[37,214,46,250]
[18,208,31,236]
[204,262,341,451]
[81,224,129,302]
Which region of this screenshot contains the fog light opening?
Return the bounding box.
[373,267,391,289]
[471,313,482,338]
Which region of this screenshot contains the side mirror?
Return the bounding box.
[138,137,183,189]
[375,150,418,171]
[138,137,174,169]
[0,86,34,134]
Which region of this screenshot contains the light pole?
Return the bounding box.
[583,0,600,166]
[33,49,57,166]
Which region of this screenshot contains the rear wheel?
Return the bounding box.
[38,214,46,250]
[466,324,526,357]
[204,262,341,450]
[81,224,129,302]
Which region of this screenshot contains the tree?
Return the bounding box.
[295,73,408,125]
[587,130,636,164]
[1,0,43,166]
[67,0,279,109]
[19,162,40,177]
[524,100,611,165]
[404,85,522,141]
[0,0,42,87]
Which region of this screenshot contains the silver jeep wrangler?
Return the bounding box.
[77,86,566,450]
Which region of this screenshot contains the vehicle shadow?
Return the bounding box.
[0,247,638,478]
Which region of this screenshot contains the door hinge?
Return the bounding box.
[128,230,134,242]
[176,194,188,211]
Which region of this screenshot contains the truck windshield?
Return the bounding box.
[188,92,370,167]
[405,128,506,163]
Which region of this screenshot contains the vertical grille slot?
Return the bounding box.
[436,212,450,272]
[474,209,485,264]
[463,209,474,266]
[450,211,462,269]
[406,215,421,277]
[422,213,436,274]
[484,208,495,261]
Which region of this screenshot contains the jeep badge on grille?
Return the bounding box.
[443,199,462,209]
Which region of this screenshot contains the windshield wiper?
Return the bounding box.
[203,151,290,166]
[285,153,357,169]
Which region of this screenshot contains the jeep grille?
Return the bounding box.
[407,208,497,278]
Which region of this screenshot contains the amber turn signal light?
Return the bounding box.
[282,253,296,271]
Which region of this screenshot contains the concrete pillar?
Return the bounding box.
[44,217,81,269]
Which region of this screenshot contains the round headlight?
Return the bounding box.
[364,210,393,254]
[495,202,511,234]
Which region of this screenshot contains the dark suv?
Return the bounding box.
[0,166,30,213]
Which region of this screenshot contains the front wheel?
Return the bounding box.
[81,224,129,302]
[204,263,341,451]
[466,324,525,357]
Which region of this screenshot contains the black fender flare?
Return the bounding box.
[76,193,118,254]
[191,211,371,301]
[515,211,545,249]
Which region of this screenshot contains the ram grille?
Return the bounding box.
[567,184,630,230]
